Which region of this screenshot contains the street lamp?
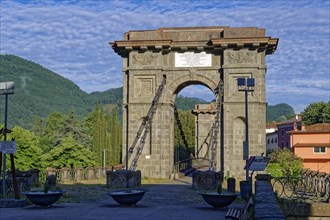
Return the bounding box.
[0,81,19,199]
[237,78,255,182]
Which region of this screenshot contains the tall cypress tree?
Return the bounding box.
[107,107,122,166]
[91,103,107,166]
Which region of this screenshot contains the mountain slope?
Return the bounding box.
[0,55,109,128]
[266,103,295,122]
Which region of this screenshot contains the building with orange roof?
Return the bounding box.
[290,123,330,173]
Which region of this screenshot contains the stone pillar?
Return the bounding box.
[86,167,95,179]
[61,168,71,181]
[192,103,216,159]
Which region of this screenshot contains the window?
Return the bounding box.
[281,130,285,136]
[281,142,285,148]
[275,138,277,143]
[271,138,273,144]
[314,146,326,153]
[267,139,270,144]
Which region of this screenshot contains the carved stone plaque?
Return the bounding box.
[175,52,212,67]
[225,51,255,64]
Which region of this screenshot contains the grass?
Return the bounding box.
[23,177,173,204]
[141,176,171,185]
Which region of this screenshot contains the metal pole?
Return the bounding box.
[125,105,129,170]
[103,148,106,175]
[2,94,8,198]
[245,90,249,182]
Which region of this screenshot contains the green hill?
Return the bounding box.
[175,95,209,110]
[266,103,295,122]
[0,55,121,128]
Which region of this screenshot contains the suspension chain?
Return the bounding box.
[128,76,166,171]
[209,80,223,171]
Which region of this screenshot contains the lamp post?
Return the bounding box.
[0,81,19,199]
[237,78,255,182]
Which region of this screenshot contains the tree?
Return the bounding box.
[266,148,303,178]
[7,126,45,171]
[107,107,122,166]
[174,109,195,160]
[301,101,330,125]
[37,111,90,153]
[39,111,66,152]
[89,103,107,166]
[43,135,95,169]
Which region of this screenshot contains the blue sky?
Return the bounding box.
[0,0,329,113]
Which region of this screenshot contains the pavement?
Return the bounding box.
[0,176,228,220]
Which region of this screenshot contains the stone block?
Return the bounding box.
[106,170,141,188]
[192,170,223,190]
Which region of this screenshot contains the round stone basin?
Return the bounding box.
[22,190,64,207]
[108,189,148,206]
[201,192,237,208]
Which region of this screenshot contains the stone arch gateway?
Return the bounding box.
[111,26,278,179]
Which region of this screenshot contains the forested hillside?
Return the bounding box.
[0,55,121,128]
[266,103,295,122]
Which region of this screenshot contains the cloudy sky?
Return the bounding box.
[0,0,329,113]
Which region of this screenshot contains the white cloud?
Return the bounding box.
[0,0,329,112]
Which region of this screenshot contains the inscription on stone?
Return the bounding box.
[175,52,211,67]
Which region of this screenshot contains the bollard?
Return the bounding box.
[227,177,236,193]
[240,180,252,200]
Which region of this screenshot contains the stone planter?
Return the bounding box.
[22,190,64,207]
[201,192,237,208]
[108,189,148,206]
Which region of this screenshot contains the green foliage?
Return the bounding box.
[217,182,222,194]
[36,111,91,153]
[276,115,288,122]
[43,135,96,169]
[90,103,106,166]
[44,182,50,193]
[87,104,122,167]
[266,148,303,178]
[7,126,45,171]
[174,109,195,159]
[265,163,284,178]
[301,101,330,125]
[0,54,122,129]
[266,103,295,122]
[107,107,122,166]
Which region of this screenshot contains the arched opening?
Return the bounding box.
[172,84,215,165]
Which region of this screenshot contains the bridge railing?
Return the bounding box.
[172,157,211,178]
[271,170,330,202]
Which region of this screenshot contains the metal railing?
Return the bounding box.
[271,170,330,202]
[172,157,211,177]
